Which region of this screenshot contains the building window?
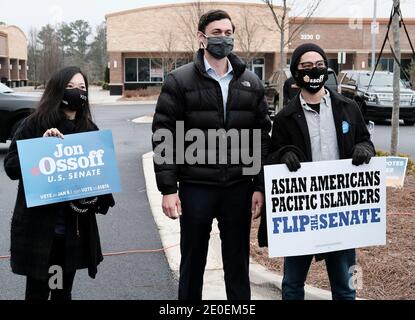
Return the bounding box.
[151,58,163,82]
[368,58,412,80]
[250,58,265,81]
[175,58,189,69]
[163,58,190,77]
[138,58,150,82]
[125,58,137,82]
[125,58,165,83]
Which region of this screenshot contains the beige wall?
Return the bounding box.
[0,25,27,60]
[289,18,415,54]
[106,2,284,54]
[0,33,7,57]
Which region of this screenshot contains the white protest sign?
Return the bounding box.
[264,157,387,258]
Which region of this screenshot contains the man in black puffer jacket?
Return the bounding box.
[152,10,271,300]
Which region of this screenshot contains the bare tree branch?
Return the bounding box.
[261,0,321,111]
[286,0,321,44]
[176,1,208,54]
[235,6,266,65]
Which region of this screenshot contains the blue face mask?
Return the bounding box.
[203,34,234,59]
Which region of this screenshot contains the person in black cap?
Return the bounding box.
[260,43,375,300]
[283,76,299,107]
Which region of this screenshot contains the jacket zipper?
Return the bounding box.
[225,77,237,127]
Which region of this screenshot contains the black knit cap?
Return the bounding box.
[290,43,328,76]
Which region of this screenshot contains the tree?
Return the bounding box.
[159,29,183,76]
[235,6,266,66]
[176,1,209,54]
[87,22,107,83]
[28,20,106,85]
[69,20,91,68]
[391,0,401,155]
[37,24,63,85]
[27,27,41,88]
[56,22,75,64]
[261,0,321,112]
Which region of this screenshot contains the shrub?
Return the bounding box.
[123,87,161,98]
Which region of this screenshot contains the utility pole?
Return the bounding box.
[371,0,377,73]
[391,0,401,155]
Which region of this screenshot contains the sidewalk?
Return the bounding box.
[88,86,158,105]
[12,85,158,106]
[142,151,336,300]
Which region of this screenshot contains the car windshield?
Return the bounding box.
[359,73,405,88]
[0,83,14,93]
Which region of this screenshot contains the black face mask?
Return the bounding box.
[204,35,234,59]
[62,88,88,112]
[295,67,328,94]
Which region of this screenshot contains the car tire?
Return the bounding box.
[404,120,415,126]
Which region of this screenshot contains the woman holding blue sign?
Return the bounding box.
[4,66,115,300]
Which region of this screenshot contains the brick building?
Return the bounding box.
[0,25,28,88]
[106,2,415,95]
[289,17,415,75]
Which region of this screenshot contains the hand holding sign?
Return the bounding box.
[280,151,301,172]
[43,128,65,139]
[352,144,373,166]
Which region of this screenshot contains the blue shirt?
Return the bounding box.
[204,57,234,120]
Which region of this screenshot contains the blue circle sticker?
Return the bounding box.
[342,121,350,134]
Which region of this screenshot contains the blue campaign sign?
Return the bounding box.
[17,129,122,208]
[386,156,408,188]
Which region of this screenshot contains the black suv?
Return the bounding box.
[265,67,339,118]
[0,83,40,143]
[339,70,415,125]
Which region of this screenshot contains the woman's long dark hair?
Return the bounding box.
[30,66,94,134]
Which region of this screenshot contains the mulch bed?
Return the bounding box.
[250,174,415,300]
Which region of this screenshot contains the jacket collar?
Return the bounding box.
[284,86,347,160]
[194,49,246,79]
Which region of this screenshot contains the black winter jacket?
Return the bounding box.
[152,49,272,195]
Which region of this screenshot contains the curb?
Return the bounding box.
[142,151,335,300]
[91,100,158,106]
[249,262,332,300]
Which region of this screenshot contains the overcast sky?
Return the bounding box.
[1,0,415,34]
